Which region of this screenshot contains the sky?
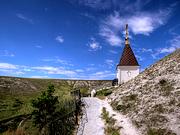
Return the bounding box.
[0,0,180,80]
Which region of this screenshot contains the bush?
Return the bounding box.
[96,89,112,97]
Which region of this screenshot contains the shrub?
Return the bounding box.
[96,89,112,97]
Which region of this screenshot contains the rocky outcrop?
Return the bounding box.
[109,49,180,135]
[66,80,112,90]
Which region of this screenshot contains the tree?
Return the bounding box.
[31,84,58,134]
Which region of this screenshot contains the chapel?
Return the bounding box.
[116,24,140,84]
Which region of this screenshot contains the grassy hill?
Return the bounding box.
[109,49,180,135]
[0,76,111,121]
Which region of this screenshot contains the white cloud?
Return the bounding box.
[99,24,122,46]
[109,50,118,54]
[0,50,15,57]
[0,63,17,69]
[89,70,115,80]
[135,54,144,61]
[55,36,64,43]
[14,71,25,75]
[159,35,180,54]
[141,48,153,53]
[32,66,77,77]
[75,0,112,10]
[105,59,114,67]
[0,61,116,79]
[86,67,96,71]
[41,57,73,66]
[75,69,84,72]
[99,7,172,46]
[31,76,49,78]
[16,13,33,24]
[35,45,42,48]
[151,35,180,59]
[136,48,153,53]
[127,10,171,35]
[72,0,152,12]
[88,38,102,51]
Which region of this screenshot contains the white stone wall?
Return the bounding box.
[117,66,139,84]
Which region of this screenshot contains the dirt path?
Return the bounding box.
[82,97,141,135]
[102,98,141,135]
[83,97,105,135]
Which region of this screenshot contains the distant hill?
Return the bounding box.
[109,49,180,135]
[0,76,112,94]
[0,76,111,120]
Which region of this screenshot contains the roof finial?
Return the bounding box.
[125,24,129,45]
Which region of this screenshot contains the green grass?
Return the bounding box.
[0,77,77,121]
[96,89,112,96]
[0,76,111,134]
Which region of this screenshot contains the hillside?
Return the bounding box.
[0,76,111,121]
[109,49,180,135]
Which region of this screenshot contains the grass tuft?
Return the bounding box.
[101,107,120,135]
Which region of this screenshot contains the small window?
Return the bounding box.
[127,71,131,77]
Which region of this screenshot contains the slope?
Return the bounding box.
[109,49,180,135]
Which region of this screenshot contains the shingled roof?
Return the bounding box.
[117,44,139,66]
[117,24,139,66]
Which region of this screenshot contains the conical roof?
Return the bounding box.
[117,24,139,66]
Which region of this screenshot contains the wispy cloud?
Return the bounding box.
[99,4,173,46]
[16,13,33,24]
[0,63,26,75]
[135,54,144,61]
[88,70,115,80]
[0,50,15,57]
[71,0,151,11]
[0,61,116,79]
[136,48,153,53]
[35,45,42,48]
[151,35,180,59]
[109,50,118,54]
[0,63,17,69]
[41,57,74,66]
[99,24,122,46]
[80,12,95,20]
[32,66,77,77]
[31,76,49,78]
[55,35,64,43]
[105,59,114,67]
[73,0,112,10]
[88,38,102,51]
[75,69,84,72]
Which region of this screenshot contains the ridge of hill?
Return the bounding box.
[0,76,111,121]
[109,49,180,135]
[0,76,112,94]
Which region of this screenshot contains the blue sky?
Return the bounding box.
[0,0,180,80]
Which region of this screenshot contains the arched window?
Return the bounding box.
[127,71,131,77]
